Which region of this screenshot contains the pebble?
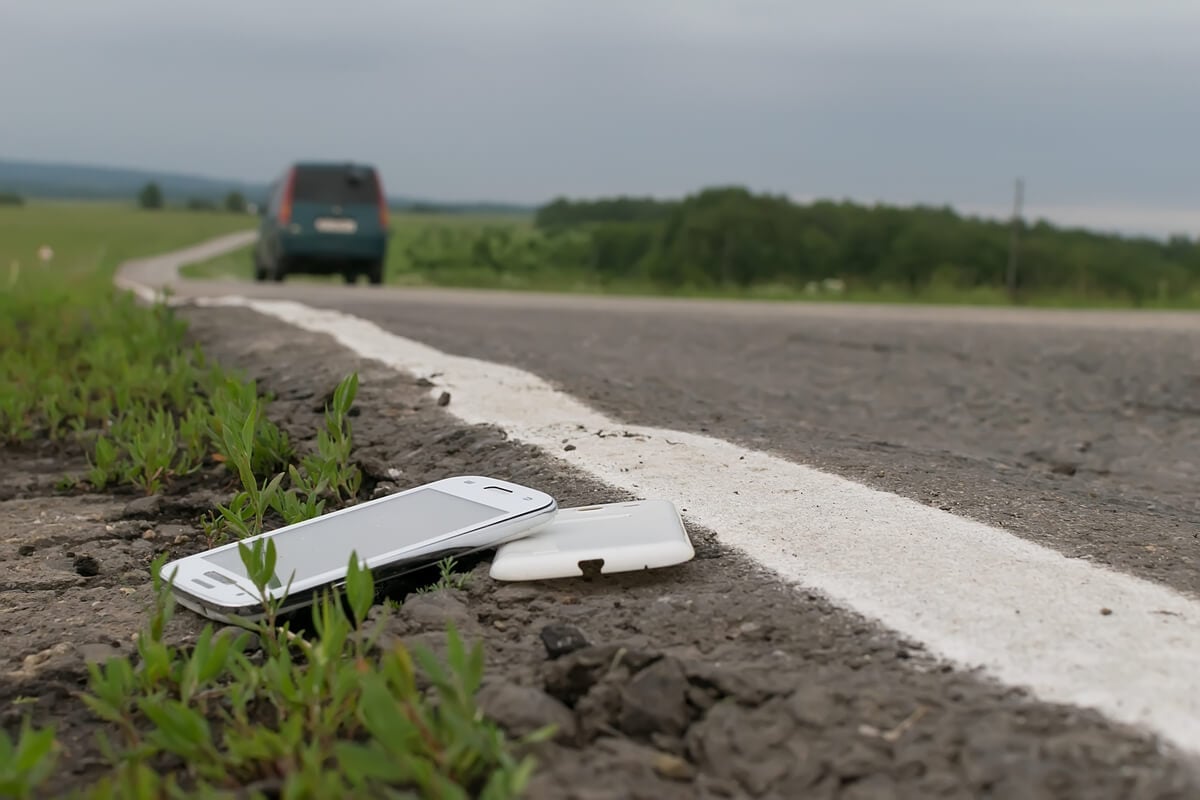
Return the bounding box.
[74,555,100,577]
[653,753,696,782]
[477,682,578,741]
[540,623,591,659]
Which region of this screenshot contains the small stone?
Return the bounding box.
[401,590,476,632]
[540,624,590,659]
[173,534,189,545]
[78,643,122,664]
[74,555,100,577]
[17,544,35,556]
[618,657,690,738]
[563,444,577,452]
[16,643,73,677]
[371,482,399,500]
[142,529,157,540]
[545,645,659,706]
[122,494,164,518]
[478,682,577,742]
[415,377,435,387]
[653,753,696,782]
[437,391,451,407]
[1101,607,1113,616]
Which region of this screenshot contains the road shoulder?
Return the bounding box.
[170,303,1200,799]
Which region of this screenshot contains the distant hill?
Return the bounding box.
[0,159,269,205]
[0,158,535,215]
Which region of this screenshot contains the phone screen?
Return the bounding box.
[202,487,505,584]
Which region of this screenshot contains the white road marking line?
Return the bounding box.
[119,239,1200,759]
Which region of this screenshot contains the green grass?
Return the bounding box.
[180,211,536,283]
[0,203,257,451]
[0,202,255,287]
[178,210,1200,309]
[1,202,539,798]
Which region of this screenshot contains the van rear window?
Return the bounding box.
[291,166,380,205]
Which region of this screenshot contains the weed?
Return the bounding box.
[417,556,471,594]
[63,551,546,797]
[125,408,181,495]
[270,465,327,525]
[177,400,212,473]
[0,719,59,800]
[201,372,360,542]
[295,373,362,504]
[86,436,122,491]
[207,377,292,480]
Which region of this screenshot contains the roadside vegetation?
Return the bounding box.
[184,190,1200,308]
[1,204,542,798]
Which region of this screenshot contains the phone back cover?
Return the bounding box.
[489,499,695,581]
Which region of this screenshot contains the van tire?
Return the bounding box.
[367,262,384,286]
[253,255,268,282]
[343,272,358,285]
[271,258,287,282]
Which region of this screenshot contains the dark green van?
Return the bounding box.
[253,162,390,285]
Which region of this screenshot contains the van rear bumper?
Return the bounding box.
[278,231,387,263]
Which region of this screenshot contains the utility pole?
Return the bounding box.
[1006,177,1024,303]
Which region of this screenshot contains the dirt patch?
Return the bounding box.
[3,303,1199,798]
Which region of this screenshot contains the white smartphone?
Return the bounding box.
[162,475,557,622]
[489,499,694,582]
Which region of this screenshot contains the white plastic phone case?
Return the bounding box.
[489,499,694,581]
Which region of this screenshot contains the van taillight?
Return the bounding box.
[279,168,296,225]
[376,175,389,228]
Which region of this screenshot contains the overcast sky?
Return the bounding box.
[2,0,1198,234]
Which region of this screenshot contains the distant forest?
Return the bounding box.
[0,159,533,216]
[530,189,1200,304]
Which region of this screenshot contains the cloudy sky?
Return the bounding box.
[2,0,1198,234]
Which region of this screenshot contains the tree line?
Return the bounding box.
[532,188,1200,303]
[137,182,249,214]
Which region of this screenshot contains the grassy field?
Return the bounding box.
[180,211,539,286]
[0,202,255,287]
[177,209,1200,309]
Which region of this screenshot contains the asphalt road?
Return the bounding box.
[111,247,1200,794]
[178,279,1200,597]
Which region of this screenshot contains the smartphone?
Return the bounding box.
[162,476,557,622]
[489,499,694,582]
